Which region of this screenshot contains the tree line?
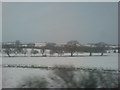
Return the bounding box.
[2,40,111,57]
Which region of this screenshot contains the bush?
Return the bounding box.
[49,65,118,88]
[18,76,48,88]
[17,65,118,88]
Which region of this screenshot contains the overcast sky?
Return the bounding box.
[2,2,118,44]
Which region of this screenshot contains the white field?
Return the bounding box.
[2,53,118,69]
[2,53,118,88]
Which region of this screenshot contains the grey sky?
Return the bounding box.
[2,2,118,44]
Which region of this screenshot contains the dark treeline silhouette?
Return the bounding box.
[2,40,113,57]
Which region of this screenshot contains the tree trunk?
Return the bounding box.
[7,53,11,57]
[76,52,78,56]
[89,52,92,56]
[101,52,103,56]
[71,52,73,57]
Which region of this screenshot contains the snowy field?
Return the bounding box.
[2,53,118,88]
[2,53,118,69]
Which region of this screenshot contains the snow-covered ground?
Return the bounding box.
[2,53,118,88]
[2,53,118,69]
[2,68,51,88]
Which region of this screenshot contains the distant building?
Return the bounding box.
[82,44,96,47]
[55,43,66,47]
[35,42,47,47]
[21,43,27,47]
[27,43,35,48]
[109,45,118,49]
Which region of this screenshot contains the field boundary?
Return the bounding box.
[2,64,119,73]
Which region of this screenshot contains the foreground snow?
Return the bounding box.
[3,68,50,88]
[2,53,118,88]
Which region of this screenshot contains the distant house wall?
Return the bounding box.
[35,42,46,47]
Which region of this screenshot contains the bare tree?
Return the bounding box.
[94,42,108,56]
[31,49,39,56]
[40,46,46,56]
[14,40,23,55]
[4,47,12,57]
[65,40,80,57]
[3,44,14,57]
[49,49,55,56]
[55,46,64,56]
[22,48,28,56]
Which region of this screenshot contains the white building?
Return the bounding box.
[55,43,66,47]
[35,42,47,47]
